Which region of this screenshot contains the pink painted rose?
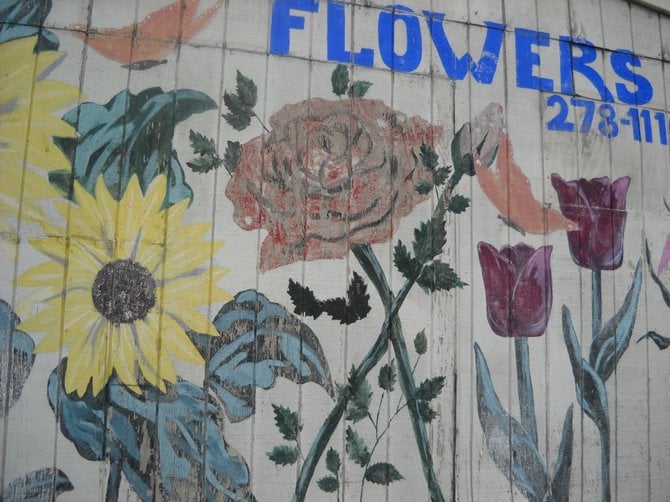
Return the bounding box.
[225,98,442,271]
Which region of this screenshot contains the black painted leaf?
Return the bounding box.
[224,141,242,174]
[54,88,213,206]
[235,70,258,109]
[548,405,573,502]
[288,279,324,319]
[346,378,372,423]
[417,261,465,293]
[637,331,670,350]
[331,64,349,97]
[4,468,73,501]
[364,463,403,485]
[414,329,428,355]
[348,80,372,98]
[562,306,609,434]
[417,376,446,401]
[414,179,434,195]
[0,0,59,49]
[189,129,216,156]
[474,343,549,501]
[0,300,35,416]
[433,166,451,186]
[317,475,339,493]
[192,290,333,423]
[378,362,397,392]
[321,272,372,325]
[646,240,670,308]
[267,446,299,466]
[413,215,446,264]
[272,404,301,441]
[394,241,421,281]
[345,426,370,466]
[448,194,470,214]
[418,400,438,422]
[49,361,253,501]
[589,260,642,381]
[325,447,341,474]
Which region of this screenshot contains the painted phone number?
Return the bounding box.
[545,94,668,145]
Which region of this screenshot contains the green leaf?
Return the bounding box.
[364,463,403,485]
[550,405,574,502]
[272,404,301,441]
[447,194,470,214]
[433,166,451,186]
[235,70,257,108]
[420,144,439,171]
[345,426,370,466]
[378,362,397,392]
[331,64,349,97]
[348,80,373,98]
[223,91,253,131]
[47,170,73,198]
[637,331,670,350]
[186,154,220,174]
[346,378,372,422]
[414,179,434,195]
[189,129,216,156]
[394,241,421,281]
[325,447,341,474]
[414,329,427,355]
[417,376,446,401]
[223,141,241,174]
[417,261,466,293]
[412,216,446,264]
[317,476,339,493]
[267,445,299,466]
[418,400,438,422]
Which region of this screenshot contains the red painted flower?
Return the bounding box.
[551,174,631,270]
[225,98,441,271]
[478,242,553,338]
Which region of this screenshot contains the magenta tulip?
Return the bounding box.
[478,242,553,338]
[551,174,631,270]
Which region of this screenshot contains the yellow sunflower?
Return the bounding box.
[18,175,231,396]
[0,36,79,234]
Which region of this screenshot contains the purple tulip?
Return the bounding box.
[551,174,631,270]
[478,242,553,338]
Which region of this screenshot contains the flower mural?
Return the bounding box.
[225,97,441,271]
[551,174,631,270]
[0,35,79,233]
[18,175,230,396]
[477,242,553,338]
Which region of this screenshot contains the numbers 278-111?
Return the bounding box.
[546,94,668,145]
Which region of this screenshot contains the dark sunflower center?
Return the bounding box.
[92,259,156,324]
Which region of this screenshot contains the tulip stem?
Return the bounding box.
[592,269,602,339]
[599,426,611,502]
[105,460,121,502]
[514,337,537,447]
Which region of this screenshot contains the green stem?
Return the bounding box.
[514,337,537,447]
[592,269,602,339]
[600,426,611,502]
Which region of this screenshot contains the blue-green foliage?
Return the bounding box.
[51,88,216,207]
[0,0,58,49]
[0,299,35,416]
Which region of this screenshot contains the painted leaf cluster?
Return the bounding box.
[0,300,35,416]
[223,70,258,130]
[0,0,58,49]
[330,64,373,98]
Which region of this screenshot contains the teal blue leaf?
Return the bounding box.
[4,468,73,501]
[547,405,573,502]
[48,361,253,501]
[272,404,301,441]
[346,377,372,423]
[192,290,333,423]
[589,260,642,381]
[53,87,217,207]
[331,65,349,97]
[0,299,35,416]
[637,331,670,350]
[414,329,427,355]
[345,426,369,466]
[474,343,548,501]
[561,306,609,434]
[267,445,298,466]
[348,80,372,98]
[0,0,58,49]
[325,447,341,474]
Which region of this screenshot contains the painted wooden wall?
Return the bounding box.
[1,0,669,500]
